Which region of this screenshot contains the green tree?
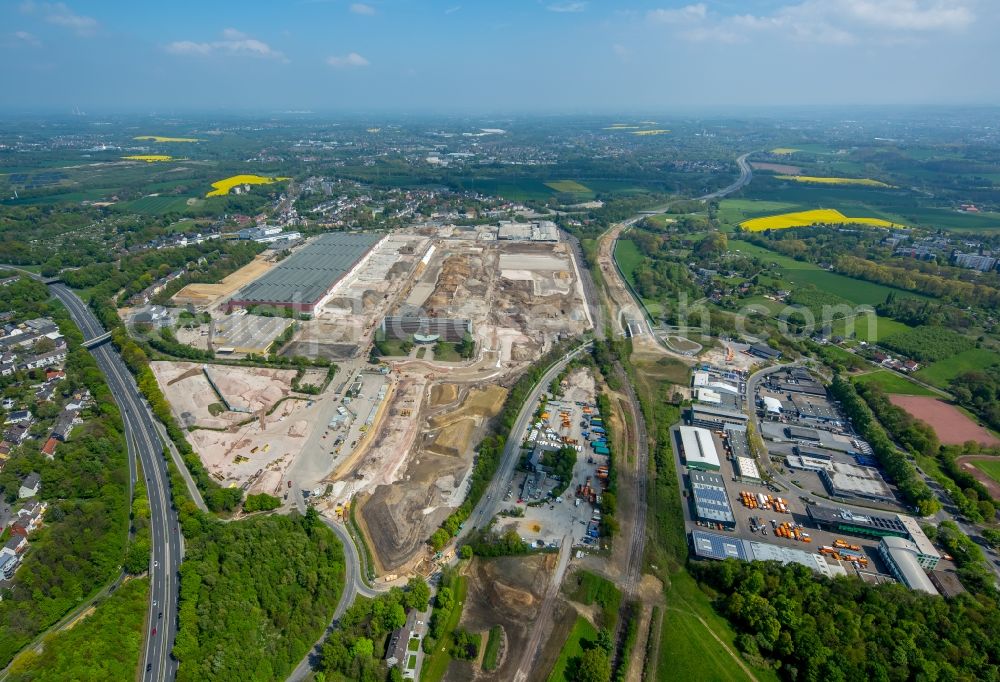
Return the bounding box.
[575,647,611,682]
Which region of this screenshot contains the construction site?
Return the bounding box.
[151,226,594,574]
[150,360,319,493]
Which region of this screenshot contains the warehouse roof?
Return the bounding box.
[231,232,381,306]
[689,470,735,525]
[881,537,939,595]
[679,426,720,470]
[690,530,748,561]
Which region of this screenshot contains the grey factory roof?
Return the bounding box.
[689,470,736,525]
[880,537,939,595]
[231,232,381,306]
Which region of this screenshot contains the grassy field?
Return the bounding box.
[566,570,621,629]
[547,616,598,682]
[421,574,468,682]
[614,239,644,289]
[915,348,1000,387]
[972,459,1000,485]
[659,572,777,682]
[134,135,200,143]
[482,625,502,671]
[740,208,900,232]
[730,240,919,306]
[852,370,939,396]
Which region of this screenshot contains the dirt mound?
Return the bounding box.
[426,418,476,457]
[426,255,471,312]
[430,383,459,407]
[429,385,508,428]
[288,420,308,437]
[490,579,536,610]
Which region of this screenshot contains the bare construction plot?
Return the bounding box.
[150,361,318,491]
[171,254,277,310]
[355,383,507,572]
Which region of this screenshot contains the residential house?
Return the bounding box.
[40,437,58,458]
[0,549,19,579]
[4,423,30,445]
[4,535,26,555]
[4,410,31,425]
[18,472,40,499]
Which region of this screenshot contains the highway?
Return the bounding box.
[49,284,181,681]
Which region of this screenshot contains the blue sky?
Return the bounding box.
[1,0,997,113]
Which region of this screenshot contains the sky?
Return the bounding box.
[0,0,997,113]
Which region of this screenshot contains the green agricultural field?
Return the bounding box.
[972,459,1000,486]
[915,348,1000,387]
[717,199,801,229]
[545,180,592,194]
[547,616,598,682]
[729,240,922,306]
[852,370,938,396]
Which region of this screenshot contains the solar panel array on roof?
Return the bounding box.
[230,232,381,308]
[690,530,748,561]
[689,470,735,526]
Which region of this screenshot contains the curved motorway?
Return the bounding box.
[49,284,181,681]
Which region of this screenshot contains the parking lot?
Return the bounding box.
[493,368,609,549]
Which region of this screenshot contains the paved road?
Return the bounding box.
[465,342,595,534]
[285,493,380,682]
[50,284,182,682]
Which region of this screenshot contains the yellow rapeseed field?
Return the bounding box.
[134,135,201,143]
[632,129,670,136]
[740,208,900,232]
[546,180,591,193]
[206,174,291,198]
[770,148,800,155]
[775,175,892,187]
[122,155,174,163]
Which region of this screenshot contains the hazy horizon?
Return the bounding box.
[1,0,998,113]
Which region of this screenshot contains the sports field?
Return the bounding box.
[972,459,1000,485]
[740,208,900,232]
[889,395,1000,446]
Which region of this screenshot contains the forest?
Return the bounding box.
[0,284,130,668]
[172,509,346,681]
[950,365,1000,432]
[830,376,939,516]
[879,325,975,363]
[692,558,1000,681]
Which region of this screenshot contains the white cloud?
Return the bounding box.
[647,4,707,25]
[649,0,974,45]
[612,43,631,61]
[12,30,41,46]
[21,2,98,36]
[165,29,287,61]
[326,52,370,68]
[445,6,462,15]
[547,2,586,13]
[350,3,376,15]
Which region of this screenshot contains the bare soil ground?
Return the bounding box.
[889,395,1000,446]
[445,555,559,682]
[171,254,276,309]
[359,384,507,571]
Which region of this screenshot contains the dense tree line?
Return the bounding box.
[830,376,939,515]
[854,382,940,458]
[692,558,1000,681]
[950,364,1000,432]
[172,510,345,681]
[5,577,149,682]
[836,254,1000,309]
[876,294,975,330]
[0,291,130,667]
[465,528,531,557]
